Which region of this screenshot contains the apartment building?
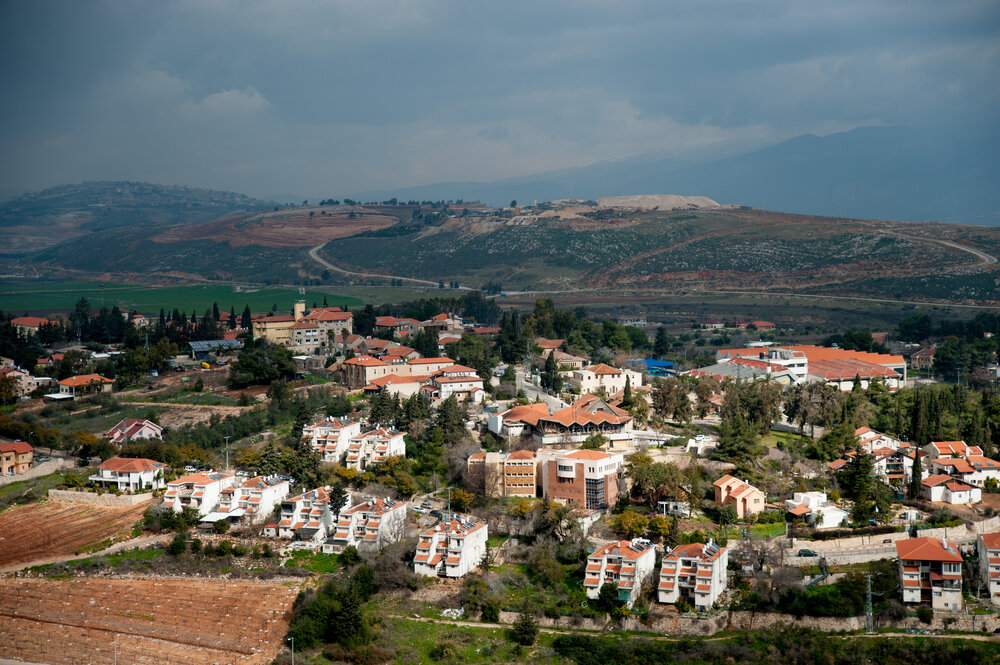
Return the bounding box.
[344,427,406,471]
[854,426,902,452]
[322,497,408,554]
[343,355,453,388]
[896,537,964,612]
[922,440,1000,488]
[413,518,488,578]
[566,364,643,396]
[205,476,290,526]
[467,449,538,499]
[658,540,728,610]
[713,475,766,518]
[252,302,353,351]
[0,441,33,475]
[977,532,1000,607]
[163,471,237,516]
[88,457,166,491]
[421,364,485,403]
[538,449,623,510]
[583,539,656,608]
[304,417,363,463]
[263,485,347,542]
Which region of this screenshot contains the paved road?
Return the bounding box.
[309,242,472,289]
[515,367,568,410]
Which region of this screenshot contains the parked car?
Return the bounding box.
[184,465,198,472]
[36,456,51,463]
[421,501,432,509]
[797,549,819,557]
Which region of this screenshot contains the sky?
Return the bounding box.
[1,0,997,201]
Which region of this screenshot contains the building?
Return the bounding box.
[977,532,1000,606]
[413,518,488,578]
[533,395,634,447]
[251,302,353,352]
[304,417,363,463]
[163,471,237,516]
[421,364,485,403]
[0,366,52,399]
[203,476,290,527]
[854,427,902,452]
[923,440,1000,488]
[88,457,166,491]
[486,402,550,439]
[921,475,982,504]
[344,427,406,471]
[583,539,656,608]
[0,441,33,475]
[566,364,643,396]
[716,345,907,387]
[57,374,114,399]
[342,355,454,388]
[658,540,728,610]
[713,475,766,518]
[783,492,848,529]
[103,418,163,447]
[374,316,422,336]
[323,497,408,554]
[538,449,623,510]
[909,347,936,370]
[896,537,963,612]
[263,485,347,542]
[467,449,538,498]
[11,316,56,335]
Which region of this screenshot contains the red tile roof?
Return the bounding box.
[99,457,165,473]
[895,537,962,562]
[59,374,113,387]
[0,441,33,455]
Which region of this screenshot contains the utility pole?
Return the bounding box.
[865,573,873,634]
[114,633,118,665]
[224,436,230,471]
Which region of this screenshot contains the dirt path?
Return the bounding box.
[884,232,998,267]
[309,242,472,289]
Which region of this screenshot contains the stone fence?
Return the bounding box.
[0,458,70,486]
[48,489,154,507]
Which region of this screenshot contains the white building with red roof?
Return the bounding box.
[567,363,643,396]
[658,540,728,610]
[486,402,550,438]
[922,440,1000,488]
[374,316,422,336]
[713,475,765,518]
[89,457,166,491]
[164,471,237,516]
[783,492,848,529]
[205,475,290,526]
[58,373,113,399]
[583,539,656,608]
[11,316,56,335]
[421,364,485,403]
[263,485,348,542]
[304,417,363,463]
[921,474,982,504]
[854,427,902,452]
[103,418,163,447]
[345,427,406,471]
[716,345,906,388]
[322,496,408,554]
[896,537,963,611]
[413,518,488,578]
[977,532,1000,606]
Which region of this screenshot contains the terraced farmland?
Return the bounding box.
[0,500,148,569]
[0,577,298,665]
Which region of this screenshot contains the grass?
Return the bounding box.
[27,548,163,574]
[0,470,73,510]
[37,403,171,433]
[283,550,340,574]
[0,279,362,315]
[761,431,810,448]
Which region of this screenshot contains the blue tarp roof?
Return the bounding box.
[630,358,675,369]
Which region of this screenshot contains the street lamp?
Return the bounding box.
[288,636,294,665]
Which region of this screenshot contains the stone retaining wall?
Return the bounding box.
[48,489,154,507]
[0,458,70,486]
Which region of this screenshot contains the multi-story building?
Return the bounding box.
[421,364,485,403]
[163,471,237,516]
[486,402,550,439]
[252,302,353,352]
[263,485,346,542]
[207,475,290,526]
[854,426,902,452]
[345,427,406,471]
[977,532,1000,606]
[467,450,538,498]
[532,395,634,446]
[0,441,33,475]
[583,539,656,608]
[657,540,728,610]
[537,449,623,510]
[413,518,488,578]
[323,496,408,554]
[923,440,1000,488]
[566,364,643,396]
[88,457,166,491]
[782,492,848,529]
[342,355,454,388]
[713,475,766,518]
[896,537,964,612]
[304,417,363,463]
[103,418,163,447]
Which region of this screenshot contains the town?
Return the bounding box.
[2,294,1000,664]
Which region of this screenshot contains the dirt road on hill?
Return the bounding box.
[309,242,473,289]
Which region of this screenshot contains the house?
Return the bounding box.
[263,485,347,542]
[921,475,982,504]
[854,427,902,452]
[658,540,728,610]
[304,417,363,464]
[532,395,634,446]
[583,539,656,608]
[374,316,422,336]
[203,475,290,527]
[322,496,408,554]
[58,374,114,399]
[713,475,766,518]
[163,471,237,516]
[103,418,163,447]
[909,347,936,370]
[566,364,643,397]
[896,537,964,612]
[717,345,907,386]
[363,373,431,399]
[342,355,454,388]
[344,427,406,471]
[467,449,538,498]
[548,350,588,370]
[923,440,1000,487]
[783,492,848,529]
[413,518,488,578]
[486,402,550,439]
[11,316,56,335]
[533,338,564,352]
[88,457,166,491]
[537,449,623,510]
[976,532,1000,606]
[421,364,485,403]
[0,441,33,475]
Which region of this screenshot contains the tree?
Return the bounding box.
[167,533,187,555]
[541,351,562,392]
[450,488,474,512]
[653,326,670,357]
[597,582,619,613]
[580,433,609,450]
[611,510,649,538]
[212,519,230,534]
[229,340,297,388]
[909,451,924,499]
[511,609,537,646]
[240,305,252,330]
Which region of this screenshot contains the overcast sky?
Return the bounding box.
[1,0,997,200]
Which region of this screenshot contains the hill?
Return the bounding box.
[352,125,1000,226]
[0,181,272,257]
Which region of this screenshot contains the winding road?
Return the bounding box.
[309,242,471,289]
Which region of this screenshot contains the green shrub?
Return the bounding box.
[917,606,933,624]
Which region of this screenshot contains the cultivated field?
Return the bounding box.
[0,577,298,665]
[0,501,148,569]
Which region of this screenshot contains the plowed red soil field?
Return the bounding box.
[0,577,298,665]
[153,210,397,247]
[0,501,148,569]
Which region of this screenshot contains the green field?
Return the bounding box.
[0,280,362,316]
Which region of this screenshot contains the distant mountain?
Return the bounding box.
[354,125,1000,225]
